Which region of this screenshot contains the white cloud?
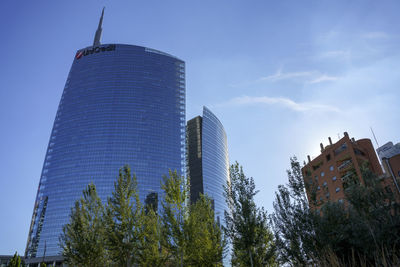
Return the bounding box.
[230,68,340,87]
[219,95,340,113]
[309,74,339,84]
[258,69,339,84]
[229,69,317,87]
[319,50,351,60]
[362,31,390,39]
[317,30,341,43]
[258,69,315,82]
[322,50,348,57]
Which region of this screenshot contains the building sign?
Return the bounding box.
[75,44,116,60]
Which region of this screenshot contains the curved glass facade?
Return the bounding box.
[187,106,229,224]
[25,44,185,257]
[202,107,229,224]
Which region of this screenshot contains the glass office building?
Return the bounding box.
[187,106,229,225]
[25,42,185,259]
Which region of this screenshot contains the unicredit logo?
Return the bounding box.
[76,51,84,59]
[75,44,116,60]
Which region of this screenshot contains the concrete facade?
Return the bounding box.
[377,141,400,196]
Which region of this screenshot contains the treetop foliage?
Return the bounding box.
[224,162,276,267]
[61,166,225,267]
[60,182,107,267]
[7,252,23,267]
[271,157,400,266]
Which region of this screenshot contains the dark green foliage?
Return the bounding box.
[270,157,317,265]
[161,170,188,266]
[337,164,400,264]
[60,183,107,267]
[61,166,228,266]
[185,194,226,266]
[271,157,400,266]
[7,252,22,267]
[161,170,227,266]
[136,207,169,266]
[104,165,141,267]
[224,162,276,267]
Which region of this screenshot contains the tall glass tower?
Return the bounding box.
[25,9,185,261]
[187,106,229,225]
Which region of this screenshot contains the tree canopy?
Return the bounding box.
[7,252,23,267]
[60,183,107,267]
[271,157,400,266]
[224,162,276,267]
[61,166,227,266]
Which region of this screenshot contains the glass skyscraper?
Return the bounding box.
[187,106,229,225]
[25,10,185,261]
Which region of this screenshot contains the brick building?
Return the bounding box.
[301,132,384,210]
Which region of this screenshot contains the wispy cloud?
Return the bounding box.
[309,74,339,84]
[218,95,340,113]
[259,69,339,84]
[362,31,390,39]
[316,30,341,44]
[230,68,340,88]
[258,69,315,82]
[320,50,351,59]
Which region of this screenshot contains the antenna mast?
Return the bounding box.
[370,127,380,148]
[93,7,105,47]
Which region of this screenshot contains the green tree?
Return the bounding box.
[271,157,400,266]
[136,206,169,266]
[224,162,276,267]
[185,194,226,266]
[161,170,228,266]
[338,163,400,263]
[270,157,317,265]
[160,170,189,267]
[104,165,141,267]
[7,252,22,267]
[60,183,107,267]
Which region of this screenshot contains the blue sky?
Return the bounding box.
[1,0,399,254]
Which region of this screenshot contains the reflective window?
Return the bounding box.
[26,44,185,257]
[201,107,229,223]
[334,142,348,155]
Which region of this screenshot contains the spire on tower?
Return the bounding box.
[93,7,105,47]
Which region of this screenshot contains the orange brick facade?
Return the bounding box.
[388,155,400,179]
[301,132,384,210]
